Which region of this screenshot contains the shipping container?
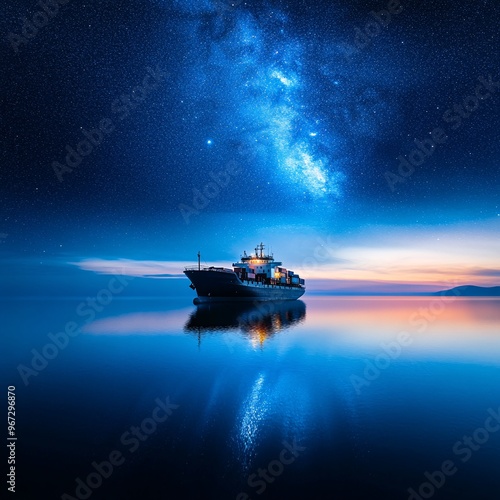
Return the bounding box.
[291,277,299,284]
[280,277,286,283]
[299,279,305,285]
[247,273,255,279]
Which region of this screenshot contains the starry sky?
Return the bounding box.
[1,0,499,292]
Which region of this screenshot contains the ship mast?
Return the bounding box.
[197,251,200,271]
[258,242,264,258]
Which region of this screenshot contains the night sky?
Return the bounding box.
[1,0,499,291]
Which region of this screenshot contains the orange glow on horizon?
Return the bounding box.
[71,219,500,291]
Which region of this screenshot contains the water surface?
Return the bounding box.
[3,296,500,499]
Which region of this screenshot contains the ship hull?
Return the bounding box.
[184,269,305,303]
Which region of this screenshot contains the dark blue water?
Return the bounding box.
[3,295,500,499]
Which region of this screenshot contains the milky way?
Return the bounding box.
[1,0,499,256]
[174,1,347,203]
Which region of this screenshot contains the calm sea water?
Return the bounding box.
[3,295,500,499]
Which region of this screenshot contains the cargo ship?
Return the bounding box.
[184,243,305,303]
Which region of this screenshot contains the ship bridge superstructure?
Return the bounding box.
[232,243,303,286]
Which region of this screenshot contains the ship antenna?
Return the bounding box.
[197,251,200,271]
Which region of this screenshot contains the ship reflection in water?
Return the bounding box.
[8,297,500,499]
[184,300,306,345]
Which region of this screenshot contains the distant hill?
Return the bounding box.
[435,285,500,296]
